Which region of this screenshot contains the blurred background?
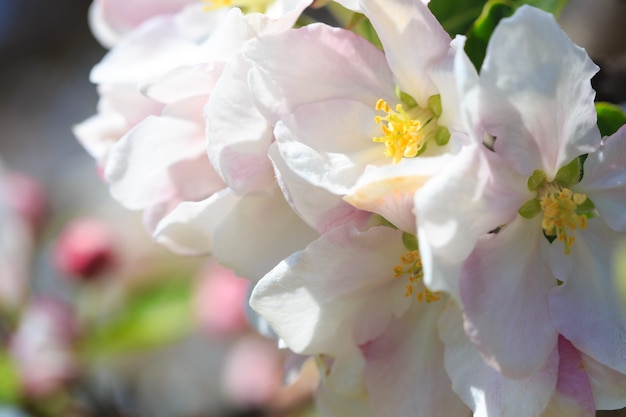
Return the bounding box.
[0,0,625,416]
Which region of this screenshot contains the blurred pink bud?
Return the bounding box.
[195,262,250,336]
[222,335,283,409]
[4,172,48,238]
[53,218,118,281]
[10,297,78,397]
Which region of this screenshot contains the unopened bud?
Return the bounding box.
[53,218,118,281]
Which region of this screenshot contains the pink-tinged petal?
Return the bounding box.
[269,143,371,234]
[577,125,626,231]
[346,155,458,234]
[245,23,396,124]
[90,14,204,85]
[153,189,240,255]
[74,87,164,162]
[206,54,275,194]
[272,99,382,196]
[460,215,558,379]
[439,301,557,417]
[479,6,599,178]
[541,336,594,417]
[105,115,224,210]
[549,220,626,376]
[212,190,318,281]
[362,300,470,417]
[88,0,197,47]
[415,145,530,298]
[250,226,408,355]
[141,62,224,104]
[579,350,626,410]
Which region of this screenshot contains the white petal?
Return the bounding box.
[439,301,557,417]
[479,5,600,178]
[245,23,396,124]
[363,300,471,417]
[273,99,382,196]
[270,143,371,234]
[250,226,407,355]
[577,125,626,231]
[105,115,222,210]
[212,190,318,281]
[361,0,451,106]
[415,144,529,298]
[549,220,626,376]
[460,216,558,379]
[206,54,275,194]
[153,189,239,255]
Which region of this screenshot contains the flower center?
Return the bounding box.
[539,186,588,255]
[393,250,441,303]
[373,95,449,164]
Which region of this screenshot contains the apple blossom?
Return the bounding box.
[78,0,318,280]
[415,5,626,399]
[251,224,471,417]
[243,0,473,235]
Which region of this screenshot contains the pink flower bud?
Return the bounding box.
[53,218,118,281]
[194,262,250,337]
[221,335,283,409]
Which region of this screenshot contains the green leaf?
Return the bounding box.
[596,102,626,137]
[465,1,516,70]
[80,277,195,358]
[429,0,489,35]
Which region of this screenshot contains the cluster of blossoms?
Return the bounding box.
[77,0,626,416]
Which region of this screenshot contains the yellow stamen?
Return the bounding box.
[393,250,441,303]
[539,187,588,254]
[373,99,439,164]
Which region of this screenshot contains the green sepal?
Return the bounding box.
[518,198,541,219]
[402,232,419,251]
[596,102,626,137]
[435,127,451,146]
[554,157,581,186]
[527,170,547,191]
[395,86,418,109]
[428,95,443,117]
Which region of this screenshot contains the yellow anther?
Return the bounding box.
[393,250,441,303]
[539,186,589,255]
[373,99,440,164]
